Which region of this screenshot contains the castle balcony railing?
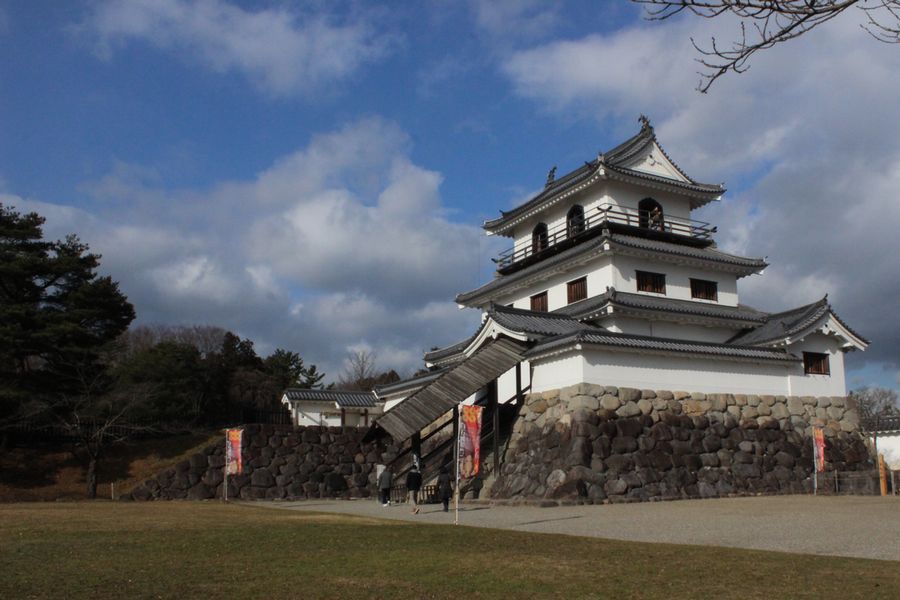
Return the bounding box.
[493,203,716,274]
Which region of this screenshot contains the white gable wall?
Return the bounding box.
[786,333,848,396]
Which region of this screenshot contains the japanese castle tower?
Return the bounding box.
[372,117,869,442]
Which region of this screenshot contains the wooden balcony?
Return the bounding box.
[494,204,716,274]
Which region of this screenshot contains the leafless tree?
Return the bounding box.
[337,350,378,391]
[633,1,900,92]
[851,386,899,425]
[119,324,228,358]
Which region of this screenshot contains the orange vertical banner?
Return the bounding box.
[458,405,483,478]
[226,428,243,475]
[813,427,825,473]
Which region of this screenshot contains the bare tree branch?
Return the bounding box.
[632,1,899,92]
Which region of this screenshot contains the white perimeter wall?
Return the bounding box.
[869,434,900,470]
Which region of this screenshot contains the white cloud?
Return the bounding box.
[471,0,562,43]
[79,0,396,97]
[1,118,487,378]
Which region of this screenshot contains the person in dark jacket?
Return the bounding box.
[437,466,453,512]
[406,466,422,514]
[377,466,392,507]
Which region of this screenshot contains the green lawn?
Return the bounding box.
[0,502,896,599]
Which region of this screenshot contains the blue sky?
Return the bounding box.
[2,1,899,390]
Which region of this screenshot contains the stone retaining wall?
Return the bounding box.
[126,424,396,501]
[491,385,868,504]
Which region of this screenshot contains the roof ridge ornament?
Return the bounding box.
[546,166,557,187]
[638,114,653,132]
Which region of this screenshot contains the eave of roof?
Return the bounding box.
[526,329,800,364]
[555,288,768,326]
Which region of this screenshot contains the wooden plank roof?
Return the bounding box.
[376,337,528,440]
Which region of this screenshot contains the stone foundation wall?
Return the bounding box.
[126,424,396,501]
[491,385,868,504]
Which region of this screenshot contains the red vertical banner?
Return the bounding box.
[813,427,825,473]
[226,428,243,475]
[458,405,483,478]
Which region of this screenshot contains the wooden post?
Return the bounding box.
[340,408,346,427]
[515,362,523,406]
[411,432,422,469]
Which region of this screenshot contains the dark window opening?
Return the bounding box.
[567,205,586,239]
[690,278,718,301]
[530,291,548,312]
[638,198,664,231]
[567,277,587,304]
[636,271,666,294]
[803,352,830,375]
[531,223,549,255]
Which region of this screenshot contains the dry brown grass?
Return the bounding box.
[0,431,221,502]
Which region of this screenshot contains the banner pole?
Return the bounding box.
[812,430,818,496]
[455,404,460,526]
[223,431,229,503]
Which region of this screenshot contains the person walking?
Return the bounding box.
[377,465,393,507]
[437,465,453,512]
[406,465,422,514]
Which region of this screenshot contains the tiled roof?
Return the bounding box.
[607,234,767,270]
[489,303,592,337]
[373,368,449,397]
[282,388,376,408]
[456,237,606,306]
[555,288,768,325]
[483,117,724,233]
[423,336,477,364]
[527,329,800,363]
[727,297,869,346]
[455,233,766,306]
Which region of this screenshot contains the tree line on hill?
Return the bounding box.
[0,203,397,497]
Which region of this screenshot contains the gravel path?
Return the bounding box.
[256,495,900,561]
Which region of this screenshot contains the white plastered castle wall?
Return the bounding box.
[497,360,532,403]
[530,348,794,396]
[611,255,740,306]
[598,315,739,344]
[785,333,848,397]
[495,257,613,311]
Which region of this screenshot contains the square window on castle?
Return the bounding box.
[530,291,548,312]
[567,277,587,304]
[803,352,830,375]
[690,278,718,301]
[636,271,666,295]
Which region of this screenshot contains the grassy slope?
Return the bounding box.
[1,502,897,600]
[0,432,221,501]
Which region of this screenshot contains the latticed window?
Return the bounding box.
[803,352,830,375]
[567,277,587,304]
[690,278,718,301]
[530,291,548,312]
[636,271,666,294]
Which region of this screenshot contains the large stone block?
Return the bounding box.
[616,401,641,418]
